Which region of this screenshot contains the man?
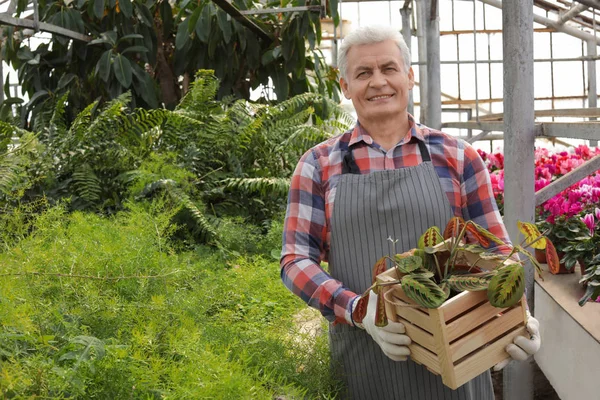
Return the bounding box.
[281,26,540,399]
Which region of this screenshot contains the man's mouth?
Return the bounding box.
[368,94,394,101]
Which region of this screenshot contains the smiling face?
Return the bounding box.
[340,40,414,127]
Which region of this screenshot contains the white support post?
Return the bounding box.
[502,0,535,398]
[588,40,599,147]
[401,5,414,116]
[416,0,428,124]
[425,0,441,129]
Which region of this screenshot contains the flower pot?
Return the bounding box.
[579,259,587,276]
[534,248,547,264]
[535,249,575,275]
[376,268,528,390]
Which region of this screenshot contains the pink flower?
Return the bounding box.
[595,207,600,222]
[582,213,595,236]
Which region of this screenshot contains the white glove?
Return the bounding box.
[353,290,411,361]
[493,311,541,371]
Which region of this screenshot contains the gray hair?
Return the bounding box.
[337,26,411,80]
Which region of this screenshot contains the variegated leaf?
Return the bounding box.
[440,281,451,299]
[418,226,443,249]
[412,268,435,279]
[465,221,506,247]
[352,294,369,324]
[446,272,495,292]
[517,221,547,249]
[515,245,544,278]
[394,255,422,274]
[375,290,388,327]
[413,249,435,273]
[545,239,560,275]
[443,216,465,240]
[487,264,525,308]
[372,256,387,283]
[401,274,449,308]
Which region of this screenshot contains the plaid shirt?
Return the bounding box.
[280,116,510,325]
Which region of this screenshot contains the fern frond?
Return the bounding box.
[221,177,290,197]
[138,179,219,242]
[68,101,99,141]
[72,164,101,203]
[47,92,69,141]
[176,70,220,114]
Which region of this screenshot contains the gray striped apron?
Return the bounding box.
[328,140,494,399]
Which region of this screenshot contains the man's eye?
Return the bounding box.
[357,72,368,78]
[385,67,397,72]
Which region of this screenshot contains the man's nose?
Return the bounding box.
[368,70,387,88]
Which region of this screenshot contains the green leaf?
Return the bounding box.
[196,4,212,43]
[96,50,112,82]
[446,272,494,292]
[217,9,232,43]
[160,0,174,36]
[112,54,132,88]
[136,3,153,26]
[88,37,112,46]
[102,30,118,46]
[261,49,275,66]
[176,18,190,50]
[394,255,422,274]
[122,46,149,55]
[272,68,289,100]
[26,90,49,110]
[188,7,202,34]
[330,0,339,25]
[131,64,158,108]
[93,0,105,19]
[57,73,77,90]
[401,274,449,308]
[119,0,133,18]
[487,263,525,308]
[578,285,600,306]
[118,33,144,43]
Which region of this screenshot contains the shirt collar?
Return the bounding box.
[348,114,426,148]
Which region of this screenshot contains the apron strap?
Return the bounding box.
[341,138,431,174]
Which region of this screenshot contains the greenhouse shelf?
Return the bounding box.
[534,264,600,400]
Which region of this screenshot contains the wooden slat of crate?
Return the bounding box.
[452,325,528,389]
[410,343,441,375]
[446,301,510,342]
[440,290,488,322]
[449,306,525,362]
[384,288,434,332]
[397,316,436,352]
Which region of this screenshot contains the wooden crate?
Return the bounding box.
[376,268,529,390]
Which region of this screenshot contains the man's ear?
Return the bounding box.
[340,77,351,99]
[408,67,415,90]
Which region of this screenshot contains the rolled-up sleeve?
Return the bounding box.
[460,143,512,252]
[280,149,358,325]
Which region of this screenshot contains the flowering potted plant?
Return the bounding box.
[578,253,600,306]
[537,216,592,274]
[351,217,556,389]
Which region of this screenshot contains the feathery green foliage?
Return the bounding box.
[0,203,340,398]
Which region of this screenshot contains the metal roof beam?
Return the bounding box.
[0,13,90,42]
[210,0,273,43]
[482,0,600,45]
[557,2,588,24]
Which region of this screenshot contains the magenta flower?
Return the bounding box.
[595,207,600,222]
[582,213,595,236]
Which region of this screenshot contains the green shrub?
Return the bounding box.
[0,204,339,398]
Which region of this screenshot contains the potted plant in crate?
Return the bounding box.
[351,217,557,390]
